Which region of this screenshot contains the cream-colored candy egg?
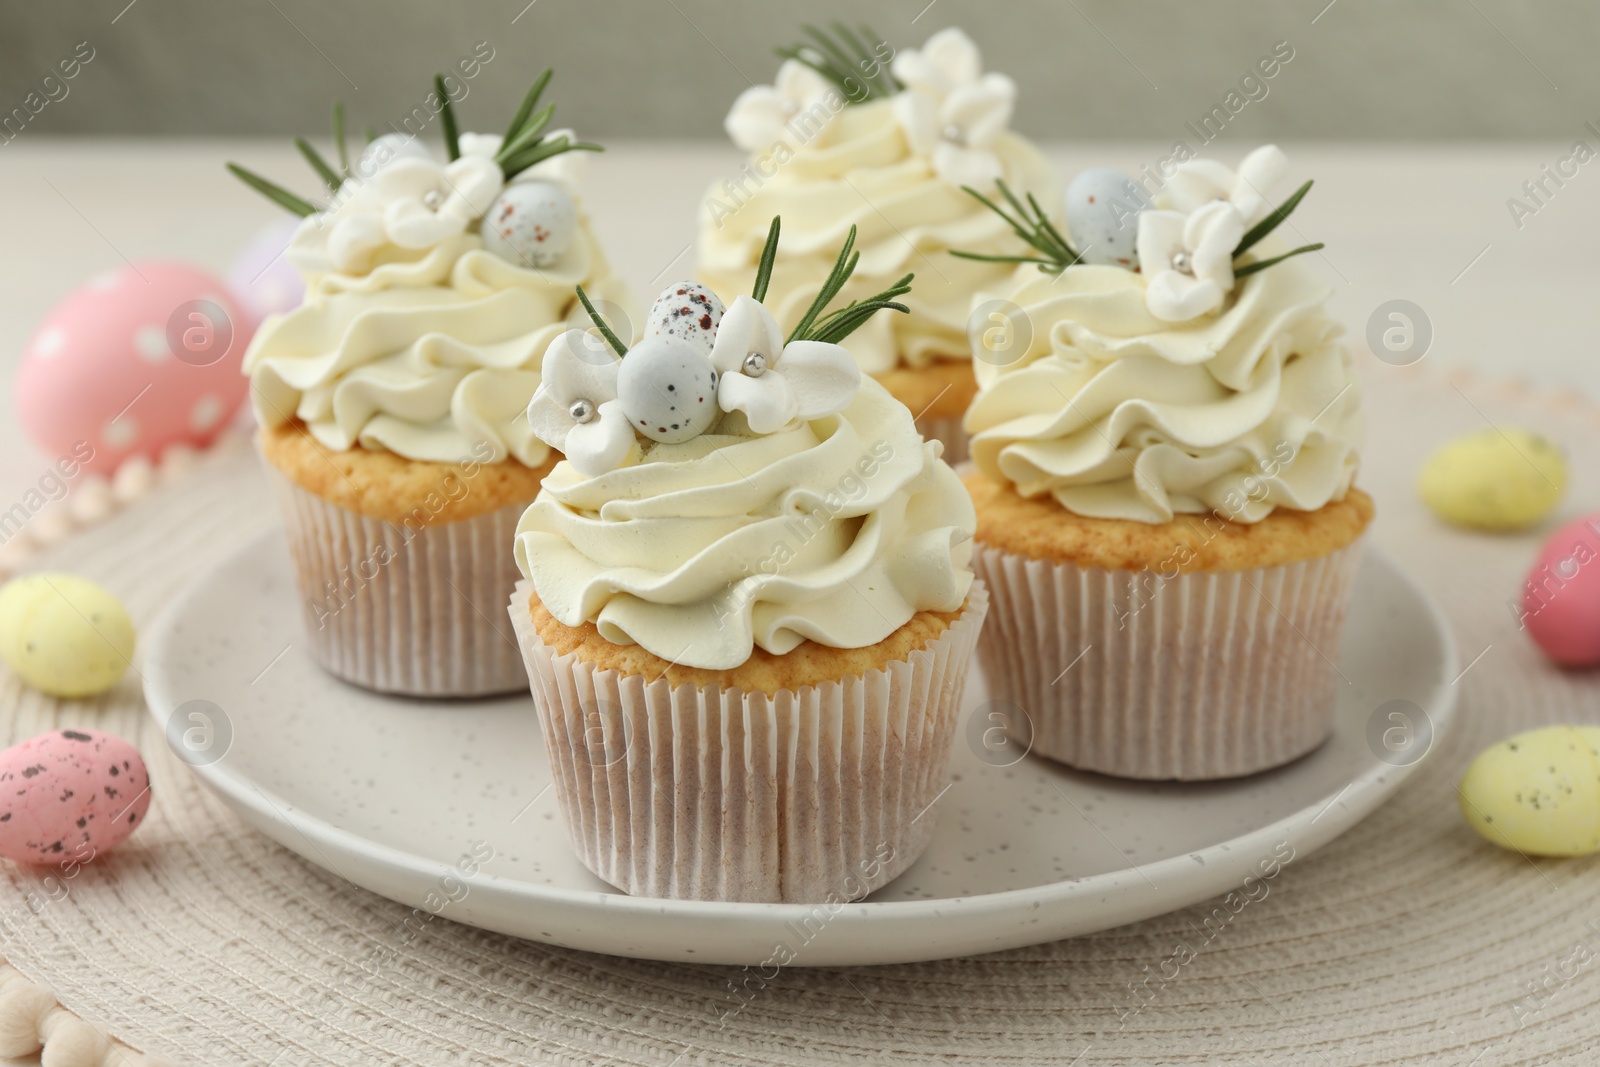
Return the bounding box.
[1419,427,1566,531]
[1458,725,1600,856]
[0,574,135,698]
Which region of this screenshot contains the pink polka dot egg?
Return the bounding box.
[14,261,252,475]
[0,729,150,866]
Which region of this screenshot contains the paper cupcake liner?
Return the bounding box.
[971,540,1365,780]
[918,414,969,467]
[267,468,531,697]
[508,581,989,903]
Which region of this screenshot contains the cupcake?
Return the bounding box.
[959,147,1371,780]
[234,72,634,696]
[696,25,1053,464]
[509,220,986,902]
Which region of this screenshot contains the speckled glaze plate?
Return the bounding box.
[142,531,1456,967]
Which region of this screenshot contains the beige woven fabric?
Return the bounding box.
[1,362,1599,1066]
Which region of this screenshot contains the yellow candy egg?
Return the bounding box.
[1419,427,1567,531]
[1458,725,1600,856]
[0,574,135,698]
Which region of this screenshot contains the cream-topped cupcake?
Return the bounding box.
[958,147,1371,780]
[234,72,633,696]
[696,26,1053,463]
[509,220,987,902]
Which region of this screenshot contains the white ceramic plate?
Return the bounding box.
[143,532,1456,967]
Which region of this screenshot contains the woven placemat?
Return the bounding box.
[1,361,1598,1067]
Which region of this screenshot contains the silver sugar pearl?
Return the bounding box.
[1170,251,1193,275]
[742,351,769,377]
[422,189,444,211]
[568,397,596,423]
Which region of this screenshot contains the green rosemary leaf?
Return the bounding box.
[496,104,556,165]
[504,69,553,144]
[832,22,884,98]
[575,285,629,357]
[789,229,860,343]
[803,25,865,98]
[1027,191,1079,264]
[1232,242,1325,278]
[226,163,318,217]
[752,216,782,303]
[331,101,349,178]
[858,25,900,93]
[955,183,1080,274]
[499,136,603,180]
[959,185,1033,247]
[809,301,910,345]
[435,75,460,161]
[294,137,342,194]
[949,250,1064,268]
[1234,179,1312,258]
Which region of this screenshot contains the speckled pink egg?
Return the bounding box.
[0,729,150,866]
[1523,514,1600,667]
[14,261,253,475]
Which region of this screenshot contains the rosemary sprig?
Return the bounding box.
[751,216,782,303]
[775,22,898,104]
[575,285,628,358]
[1233,242,1325,277]
[503,69,553,144]
[1234,179,1312,259]
[496,104,556,165]
[332,100,349,178]
[782,222,914,345]
[294,137,342,194]
[225,163,317,217]
[951,180,1082,274]
[435,75,461,161]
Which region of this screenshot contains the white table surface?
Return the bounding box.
[1,139,1595,508]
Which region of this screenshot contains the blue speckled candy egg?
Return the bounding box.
[616,336,720,444]
[482,181,577,269]
[647,281,725,351]
[1064,167,1145,268]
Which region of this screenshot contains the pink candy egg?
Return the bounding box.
[14,261,252,475]
[1522,514,1600,666]
[227,217,304,323]
[0,729,150,866]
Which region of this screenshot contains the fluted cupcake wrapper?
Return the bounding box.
[266,467,531,697]
[971,541,1365,781]
[507,580,989,903]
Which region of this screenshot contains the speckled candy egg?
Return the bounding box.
[14,262,251,475]
[1459,725,1600,856]
[1064,167,1144,268]
[355,132,433,179]
[647,281,724,351]
[1522,515,1600,666]
[482,181,576,269]
[616,336,720,444]
[0,729,150,865]
[227,217,304,323]
[0,574,135,698]
[1419,427,1567,531]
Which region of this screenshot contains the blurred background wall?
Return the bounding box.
[1,0,1593,143]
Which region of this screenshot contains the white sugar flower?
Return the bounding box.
[377,155,503,249]
[526,329,638,476]
[710,297,860,433]
[725,61,839,153]
[1166,145,1288,226]
[1136,201,1246,322]
[891,27,1015,189]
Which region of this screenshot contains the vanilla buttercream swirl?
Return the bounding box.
[244,221,632,466]
[514,378,976,670]
[697,98,1054,375]
[965,254,1362,524]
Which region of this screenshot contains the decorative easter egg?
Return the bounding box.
[14,262,252,475]
[647,281,725,351]
[227,217,304,323]
[1064,167,1144,268]
[1419,427,1566,531]
[482,181,576,269]
[616,336,720,445]
[1521,514,1600,666]
[0,729,150,865]
[0,574,135,698]
[1459,725,1600,856]
[355,132,433,179]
